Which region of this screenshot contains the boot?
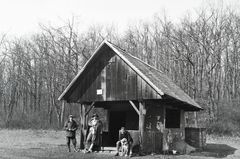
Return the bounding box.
[67,144,71,152]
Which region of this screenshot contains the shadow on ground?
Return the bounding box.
[190,143,237,158]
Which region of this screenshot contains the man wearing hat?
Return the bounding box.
[64,115,78,152]
[84,113,102,153]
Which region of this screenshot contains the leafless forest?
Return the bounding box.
[0,3,239,135]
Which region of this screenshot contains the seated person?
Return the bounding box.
[115,127,133,157]
[120,138,129,157]
[84,114,102,153]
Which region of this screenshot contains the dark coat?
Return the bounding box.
[119,130,133,143]
[64,119,78,137]
[86,119,102,145]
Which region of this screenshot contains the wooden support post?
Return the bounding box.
[162,104,168,153]
[82,103,86,129]
[139,101,146,154]
[79,104,83,149]
[163,104,166,129]
[79,103,86,149]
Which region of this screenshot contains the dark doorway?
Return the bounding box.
[109,111,126,146]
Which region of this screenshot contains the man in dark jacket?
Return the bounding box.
[64,115,78,152]
[115,127,133,157]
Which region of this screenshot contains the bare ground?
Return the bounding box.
[0,129,239,159]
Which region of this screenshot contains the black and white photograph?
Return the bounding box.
[0,0,240,158]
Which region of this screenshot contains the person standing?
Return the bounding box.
[64,115,78,152]
[84,113,102,153]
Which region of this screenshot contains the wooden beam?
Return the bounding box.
[85,102,95,117]
[129,101,140,115]
[143,99,160,107]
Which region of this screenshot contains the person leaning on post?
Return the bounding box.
[64,115,78,152]
[84,113,102,153]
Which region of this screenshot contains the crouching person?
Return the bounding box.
[115,127,133,157]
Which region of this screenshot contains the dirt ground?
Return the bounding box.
[0,129,239,159]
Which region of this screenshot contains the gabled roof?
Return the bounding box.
[58,40,202,111]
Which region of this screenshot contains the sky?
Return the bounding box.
[0,0,239,37]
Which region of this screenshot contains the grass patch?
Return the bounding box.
[0,129,66,149]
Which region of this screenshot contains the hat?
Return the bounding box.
[92,114,99,118]
[69,115,74,118]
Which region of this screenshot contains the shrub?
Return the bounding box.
[207,120,240,136]
[205,98,240,136]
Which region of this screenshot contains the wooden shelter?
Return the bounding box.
[58,40,203,154]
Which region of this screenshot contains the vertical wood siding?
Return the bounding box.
[143,131,163,153]
[69,47,160,102]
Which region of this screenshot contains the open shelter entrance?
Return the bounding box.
[109,111,126,146]
[86,101,139,147]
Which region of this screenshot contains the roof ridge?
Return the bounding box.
[106,41,126,52]
[125,52,163,74]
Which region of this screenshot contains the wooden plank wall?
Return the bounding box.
[69,47,161,102]
[128,130,163,154]
[128,130,140,153]
[143,131,163,153]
